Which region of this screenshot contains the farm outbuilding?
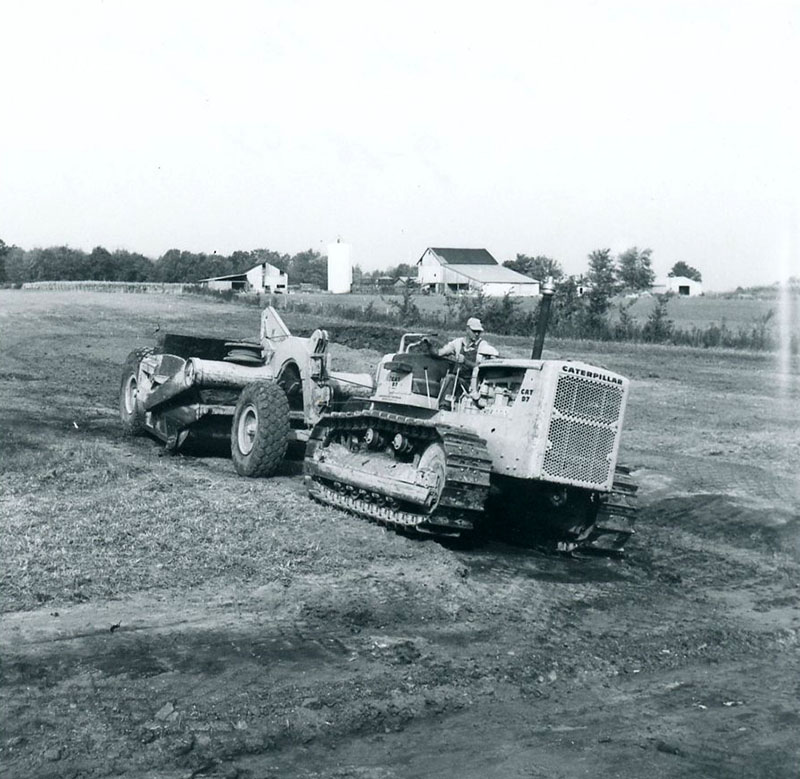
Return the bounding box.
[652,276,703,296]
[417,248,540,297]
[199,262,288,294]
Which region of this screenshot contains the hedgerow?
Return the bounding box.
[183,285,796,354]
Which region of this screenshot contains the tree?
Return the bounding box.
[28,246,91,280]
[89,246,114,280]
[0,239,8,283]
[113,250,155,282]
[617,247,655,291]
[288,249,327,287]
[4,246,29,285]
[362,262,416,282]
[244,248,291,274]
[483,292,521,334]
[457,287,487,323]
[388,282,420,325]
[154,249,203,282]
[503,254,564,281]
[391,262,415,279]
[642,294,674,342]
[669,261,702,282]
[586,248,617,317]
[614,299,639,340]
[550,276,584,332]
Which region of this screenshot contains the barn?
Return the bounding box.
[652,276,703,296]
[416,248,540,297]
[199,262,288,294]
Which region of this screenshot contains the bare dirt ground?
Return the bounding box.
[1,290,799,779]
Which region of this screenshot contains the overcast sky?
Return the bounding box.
[1,1,797,290]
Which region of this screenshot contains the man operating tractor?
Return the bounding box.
[437,317,499,401]
[437,317,498,366]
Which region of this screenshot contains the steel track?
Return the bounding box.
[305,410,492,536]
[305,410,637,553]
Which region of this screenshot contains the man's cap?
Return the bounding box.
[466,317,484,332]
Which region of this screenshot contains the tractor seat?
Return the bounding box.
[387,352,450,398]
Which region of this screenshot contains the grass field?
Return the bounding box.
[2,289,800,778]
[253,288,799,340]
[18,281,799,335]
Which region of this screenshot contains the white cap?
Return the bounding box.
[466,317,483,332]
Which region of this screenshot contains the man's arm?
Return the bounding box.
[437,338,462,359]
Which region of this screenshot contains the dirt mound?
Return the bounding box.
[286,319,407,354]
[646,494,800,557]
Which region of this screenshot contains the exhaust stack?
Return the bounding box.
[530,277,556,360]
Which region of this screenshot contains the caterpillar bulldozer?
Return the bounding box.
[119,282,637,553]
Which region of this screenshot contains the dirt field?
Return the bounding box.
[1,290,799,779]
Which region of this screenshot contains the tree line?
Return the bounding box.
[0,239,421,289]
[0,240,333,287]
[0,237,702,291]
[498,249,703,339]
[504,249,701,291]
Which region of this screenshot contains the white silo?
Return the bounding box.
[327,241,352,294]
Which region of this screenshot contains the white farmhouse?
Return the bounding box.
[651,276,703,296]
[199,261,288,294]
[417,248,540,297]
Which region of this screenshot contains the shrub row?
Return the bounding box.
[259,291,795,354]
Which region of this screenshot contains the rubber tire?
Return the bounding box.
[119,348,153,436]
[231,382,290,477]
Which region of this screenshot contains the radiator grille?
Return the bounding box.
[543,373,624,487]
[553,373,622,422]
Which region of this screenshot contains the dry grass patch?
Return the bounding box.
[0,429,429,612]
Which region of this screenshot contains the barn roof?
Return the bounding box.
[421,248,499,266]
[446,265,539,285]
[199,272,248,282]
[199,262,285,283]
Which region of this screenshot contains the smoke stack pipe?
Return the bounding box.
[530,277,556,360]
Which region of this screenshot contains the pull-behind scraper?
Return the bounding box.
[119,307,373,475]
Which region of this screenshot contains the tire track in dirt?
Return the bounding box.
[1,567,514,778]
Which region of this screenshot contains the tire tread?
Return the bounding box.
[119,347,154,436]
[231,382,290,477]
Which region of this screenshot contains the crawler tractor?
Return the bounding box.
[120,284,637,552]
[304,283,637,552]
